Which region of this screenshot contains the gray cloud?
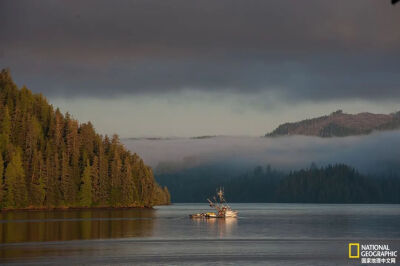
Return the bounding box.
[1,0,399,101]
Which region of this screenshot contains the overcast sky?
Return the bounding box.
[1,0,399,137]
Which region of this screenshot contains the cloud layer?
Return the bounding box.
[1,0,399,102]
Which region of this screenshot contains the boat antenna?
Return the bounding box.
[217,187,225,203]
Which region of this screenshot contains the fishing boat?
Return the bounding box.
[190,188,238,218]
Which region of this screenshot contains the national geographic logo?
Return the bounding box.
[349,243,397,264]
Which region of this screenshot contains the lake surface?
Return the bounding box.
[0,203,399,265]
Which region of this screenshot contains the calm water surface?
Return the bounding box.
[0,203,399,265]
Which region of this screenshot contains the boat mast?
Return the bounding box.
[208,188,231,213]
[217,188,224,202]
[218,187,232,210]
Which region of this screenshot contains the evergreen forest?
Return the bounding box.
[0,69,170,209]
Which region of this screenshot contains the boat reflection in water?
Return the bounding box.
[191,215,238,238]
[190,188,238,219]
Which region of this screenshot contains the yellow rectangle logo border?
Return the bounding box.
[349,243,360,258]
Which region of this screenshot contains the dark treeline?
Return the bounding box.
[156,164,400,203]
[278,164,399,203]
[0,69,170,209]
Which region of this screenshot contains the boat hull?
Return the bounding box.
[189,211,238,218]
[224,210,238,218]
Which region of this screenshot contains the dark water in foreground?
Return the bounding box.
[0,204,399,265]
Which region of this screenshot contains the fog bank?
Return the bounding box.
[122,130,400,174]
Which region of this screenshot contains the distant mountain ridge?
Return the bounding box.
[266,110,400,137]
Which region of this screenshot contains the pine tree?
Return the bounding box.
[54,109,64,148]
[0,152,4,207]
[121,157,136,206]
[98,142,109,205]
[45,149,61,207]
[110,136,122,206]
[0,106,11,153]
[80,161,92,207]
[30,150,46,206]
[65,115,80,187]
[61,151,76,205]
[5,149,28,208]
[90,156,100,205]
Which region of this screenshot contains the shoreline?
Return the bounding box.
[0,205,166,212]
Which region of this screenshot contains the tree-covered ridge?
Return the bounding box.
[266,110,400,137]
[0,69,170,209]
[277,164,399,203]
[156,164,400,203]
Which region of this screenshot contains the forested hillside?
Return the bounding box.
[266,110,400,137]
[277,165,399,203]
[0,69,170,209]
[156,164,400,203]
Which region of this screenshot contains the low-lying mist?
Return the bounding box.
[122,130,400,175]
